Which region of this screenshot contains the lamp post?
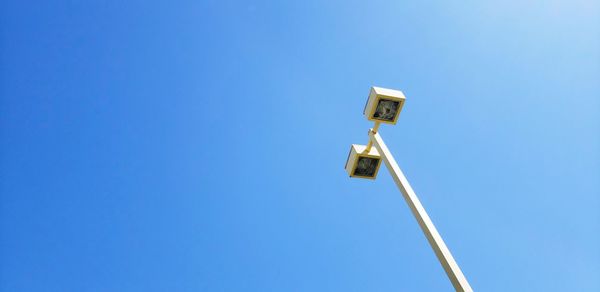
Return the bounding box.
[345,87,473,292]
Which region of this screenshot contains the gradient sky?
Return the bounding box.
[1,1,599,291]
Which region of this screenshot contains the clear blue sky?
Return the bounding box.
[1,1,599,291]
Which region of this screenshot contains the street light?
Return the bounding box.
[345,86,473,292]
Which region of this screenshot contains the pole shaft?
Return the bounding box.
[369,130,473,292]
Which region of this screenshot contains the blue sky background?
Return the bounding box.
[1,1,599,291]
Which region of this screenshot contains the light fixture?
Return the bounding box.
[345,86,473,292]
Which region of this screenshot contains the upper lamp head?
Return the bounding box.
[363,86,406,125]
[345,144,382,179]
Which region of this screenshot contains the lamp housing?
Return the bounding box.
[345,144,382,179]
[363,86,406,125]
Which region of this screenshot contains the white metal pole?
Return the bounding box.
[369,129,473,292]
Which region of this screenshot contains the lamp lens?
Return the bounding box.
[373,99,400,121]
[353,156,380,177]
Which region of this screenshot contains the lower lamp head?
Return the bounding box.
[345,144,382,179]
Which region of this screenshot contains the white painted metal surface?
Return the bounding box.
[369,130,473,292]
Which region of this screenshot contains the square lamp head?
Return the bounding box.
[363,86,406,125]
[345,144,382,179]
